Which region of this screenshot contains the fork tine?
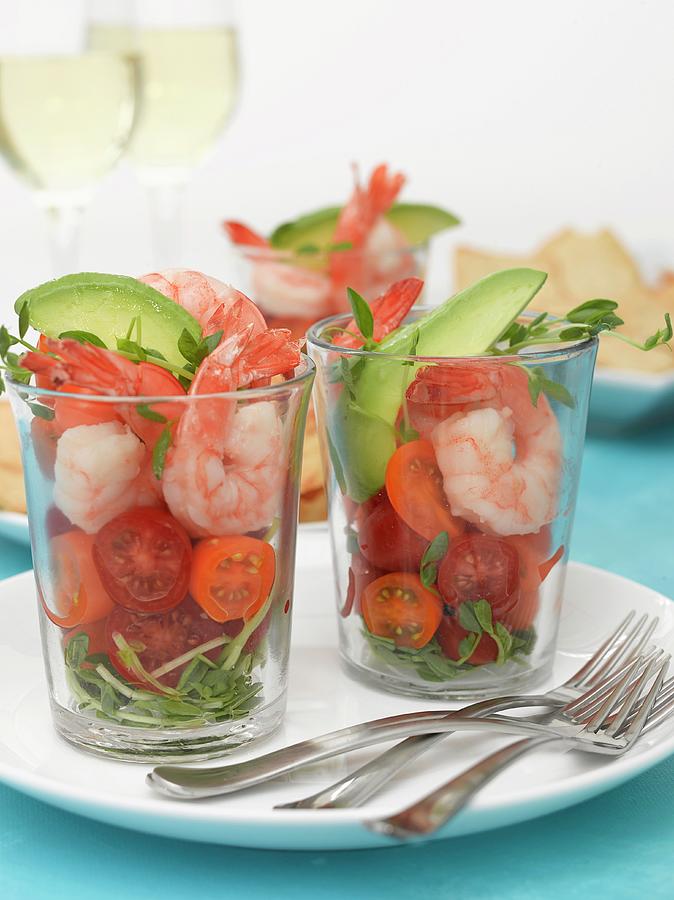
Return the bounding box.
[604,655,664,737]
[586,614,658,686]
[563,649,662,719]
[641,677,674,736]
[568,610,636,686]
[608,674,674,736]
[583,656,643,732]
[621,657,670,745]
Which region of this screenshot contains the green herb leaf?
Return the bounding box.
[178,328,200,365]
[420,531,449,590]
[347,288,374,341]
[116,337,146,361]
[0,326,16,359]
[458,601,482,634]
[136,403,168,424]
[58,330,107,348]
[296,243,320,255]
[18,302,29,340]
[27,401,55,421]
[65,632,89,668]
[152,425,172,479]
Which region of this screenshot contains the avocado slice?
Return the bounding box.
[330,268,548,501]
[270,202,459,253]
[16,273,202,369]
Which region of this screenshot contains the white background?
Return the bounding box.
[1,0,673,317]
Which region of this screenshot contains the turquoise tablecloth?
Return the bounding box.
[1,423,673,900]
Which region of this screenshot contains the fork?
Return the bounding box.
[148,613,657,800]
[278,610,658,809]
[368,655,672,839]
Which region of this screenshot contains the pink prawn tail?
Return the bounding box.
[333,276,423,349]
[367,163,406,218]
[137,272,180,301]
[233,329,301,386]
[204,294,263,339]
[21,337,133,395]
[222,220,270,248]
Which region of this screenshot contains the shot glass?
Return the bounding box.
[6,356,314,761]
[308,310,597,699]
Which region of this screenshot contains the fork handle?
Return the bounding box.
[369,733,560,839]
[276,695,543,810]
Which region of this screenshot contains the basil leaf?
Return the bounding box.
[116,337,146,361]
[136,403,168,424]
[0,325,13,359]
[347,288,374,341]
[420,531,449,590]
[144,347,167,361]
[18,302,29,340]
[458,601,482,634]
[474,598,494,634]
[65,632,89,668]
[58,330,107,348]
[27,401,55,421]
[178,328,199,365]
[152,425,172,479]
[296,243,320,255]
[566,298,619,324]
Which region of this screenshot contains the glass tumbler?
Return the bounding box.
[7,357,314,761]
[308,311,597,699]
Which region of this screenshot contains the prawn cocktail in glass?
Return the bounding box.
[223,162,459,339]
[308,269,672,698]
[2,269,314,761]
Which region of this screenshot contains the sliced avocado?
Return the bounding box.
[385,204,460,245]
[331,268,548,502]
[16,273,202,369]
[269,202,459,253]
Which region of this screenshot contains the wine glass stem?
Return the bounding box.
[44,203,86,276]
[146,181,186,267]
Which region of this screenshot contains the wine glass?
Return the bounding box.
[0,3,139,274]
[88,0,240,267]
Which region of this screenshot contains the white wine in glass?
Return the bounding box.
[0,51,138,273]
[88,2,240,265]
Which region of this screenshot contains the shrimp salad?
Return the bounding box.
[223,163,459,337]
[2,270,312,732]
[310,269,671,694]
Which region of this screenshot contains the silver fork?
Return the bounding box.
[368,656,672,840]
[277,610,658,809]
[148,613,657,800]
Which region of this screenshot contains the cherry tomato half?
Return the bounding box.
[358,493,428,572]
[41,531,115,628]
[362,573,442,649]
[342,554,385,618]
[333,278,423,349]
[435,617,498,665]
[93,508,192,614]
[190,536,276,623]
[385,440,464,542]
[438,534,520,621]
[106,597,226,690]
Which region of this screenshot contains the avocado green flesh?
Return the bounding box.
[331,268,548,502]
[269,203,459,253]
[17,273,202,369]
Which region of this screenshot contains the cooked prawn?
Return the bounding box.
[329,164,409,306]
[54,421,162,533]
[22,337,185,446]
[139,269,266,337]
[162,328,301,538]
[431,366,562,536]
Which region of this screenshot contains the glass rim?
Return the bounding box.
[5,353,316,404]
[306,307,598,364]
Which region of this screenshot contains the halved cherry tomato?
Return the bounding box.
[362,573,442,649]
[385,440,463,542]
[342,553,385,617]
[334,278,423,349]
[64,618,109,660]
[190,536,275,623]
[93,508,192,614]
[358,493,428,572]
[106,597,226,690]
[436,617,498,665]
[40,531,115,628]
[406,363,497,437]
[438,534,520,621]
[500,533,558,631]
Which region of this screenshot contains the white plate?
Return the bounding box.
[590,367,674,432]
[0,529,673,851]
[0,510,29,545]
